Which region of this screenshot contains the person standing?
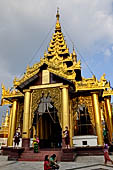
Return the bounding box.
[104,144,113,164]
[14,130,21,147]
[63,126,70,149]
[33,135,39,153]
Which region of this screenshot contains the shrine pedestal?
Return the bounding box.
[72,135,98,147]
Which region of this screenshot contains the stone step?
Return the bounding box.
[19,150,62,161]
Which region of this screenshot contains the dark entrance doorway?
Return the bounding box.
[75,104,94,136]
[33,94,62,148]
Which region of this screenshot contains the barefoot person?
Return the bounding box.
[14,129,21,147]
[49,154,59,170]
[44,155,51,170]
[63,126,70,149]
[104,144,113,165]
[33,135,39,153]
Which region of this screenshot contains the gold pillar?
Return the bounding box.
[7,105,13,146]
[92,92,103,145]
[62,86,69,131]
[22,90,31,138]
[33,126,36,138]
[29,93,32,134]
[105,97,112,141]
[69,100,73,147]
[104,100,110,140]
[8,100,17,146]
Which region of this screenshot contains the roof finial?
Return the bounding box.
[56,7,60,21]
[55,7,61,31]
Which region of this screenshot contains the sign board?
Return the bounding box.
[42,70,50,84]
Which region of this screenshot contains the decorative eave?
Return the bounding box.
[75,74,110,92]
[13,57,49,87]
[1,84,24,105]
[103,88,113,97]
[48,67,76,80]
[13,51,81,88]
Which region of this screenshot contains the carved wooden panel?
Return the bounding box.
[72,95,95,128]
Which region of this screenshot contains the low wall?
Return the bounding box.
[72,135,98,147]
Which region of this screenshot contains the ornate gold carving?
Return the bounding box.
[13,68,40,87]
[103,88,113,97]
[75,74,110,91]
[72,95,95,128]
[16,103,24,131]
[32,87,62,126]
[1,84,23,106]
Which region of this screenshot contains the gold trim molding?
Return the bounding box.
[75,74,110,91]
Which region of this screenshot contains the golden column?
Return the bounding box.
[33,126,36,138]
[29,93,32,136]
[69,100,73,147]
[8,100,17,146]
[92,92,103,145]
[7,105,13,146]
[22,90,31,148]
[62,86,70,131]
[105,97,112,141]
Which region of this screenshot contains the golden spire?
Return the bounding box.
[72,47,77,64]
[55,7,61,31]
[56,7,60,21]
[1,113,5,125]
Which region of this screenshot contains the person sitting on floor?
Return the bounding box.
[44,155,51,170]
[49,154,59,170]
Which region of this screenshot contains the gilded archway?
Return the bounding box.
[31,87,62,126]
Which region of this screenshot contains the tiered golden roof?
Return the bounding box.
[13,9,81,87]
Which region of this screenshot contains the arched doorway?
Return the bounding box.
[33,94,62,148]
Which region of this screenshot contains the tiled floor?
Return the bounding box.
[0,155,113,170]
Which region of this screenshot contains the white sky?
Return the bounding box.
[0,0,113,123]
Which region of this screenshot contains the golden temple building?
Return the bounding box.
[0,9,113,149]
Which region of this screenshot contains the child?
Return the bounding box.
[104,144,113,164]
